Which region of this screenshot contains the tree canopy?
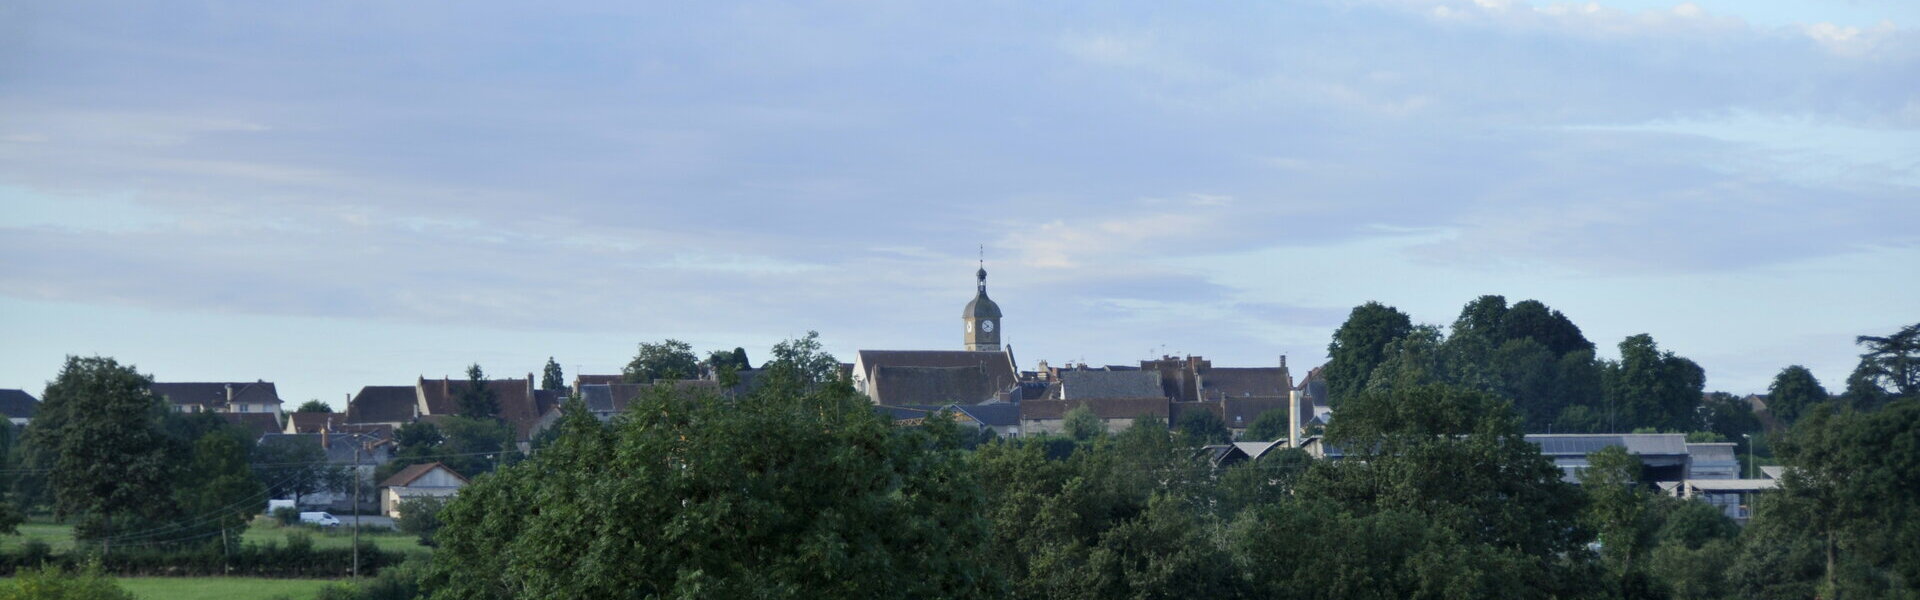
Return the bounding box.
[621,339,699,383]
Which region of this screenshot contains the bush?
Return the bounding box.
[0,562,134,600]
[285,531,314,554]
[314,555,428,600]
[270,506,299,526]
[16,539,53,566]
[395,496,448,547]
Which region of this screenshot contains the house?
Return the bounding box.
[150,381,284,415]
[852,350,1021,405]
[414,375,543,445]
[285,411,346,434]
[874,403,1022,438]
[345,386,419,428]
[380,462,469,518]
[1019,397,1170,435]
[0,389,40,426]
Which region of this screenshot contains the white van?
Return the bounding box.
[266,499,296,513]
[299,511,342,527]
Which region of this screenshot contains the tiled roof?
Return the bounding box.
[1221,396,1294,427]
[286,412,345,433]
[1061,371,1163,400]
[872,366,995,405]
[1203,367,1289,400]
[220,412,282,439]
[1019,397,1169,421]
[855,350,1019,405]
[259,432,391,464]
[416,377,540,442]
[1170,401,1224,424]
[379,461,469,488]
[346,386,417,424]
[0,389,39,419]
[571,375,623,393]
[150,381,281,409]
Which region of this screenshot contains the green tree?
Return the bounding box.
[295,399,332,413]
[1602,334,1705,433]
[1580,446,1657,591]
[21,356,182,545]
[1699,391,1762,442]
[175,431,264,549]
[541,357,564,392]
[621,339,699,383]
[1773,399,1920,595]
[1062,405,1103,442]
[1240,409,1291,442]
[396,496,449,547]
[379,417,515,482]
[425,375,994,598]
[764,331,839,386]
[1501,299,1594,357]
[704,348,751,371]
[253,435,345,506]
[1841,361,1893,411]
[1766,365,1829,424]
[1361,324,1446,394]
[1323,301,1413,406]
[1853,323,1918,399]
[1174,409,1230,445]
[457,364,498,419]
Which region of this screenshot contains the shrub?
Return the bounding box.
[16,539,52,565]
[271,506,300,526]
[395,496,448,547]
[0,562,134,600]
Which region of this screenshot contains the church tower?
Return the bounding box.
[963,262,1002,352]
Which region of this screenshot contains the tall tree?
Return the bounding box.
[541,357,564,392]
[704,348,751,371]
[1853,323,1919,400]
[1580,445,1657,592]
[1323,301,1414,406]
[1502,299,1594,357]
[21,356,182,543]
[457,363,498,419]
[1174,409,1231,445]
[1603,334,1705,433]
[764,331,839,386]
[425,371,994,598]
[253,435,345,506]
[1062,406,1103,442]
[294,399,332,413]
[176,431,264,548]
[622,339,699,383]
[1765,365,1829,424]
[1774,399,1920,595]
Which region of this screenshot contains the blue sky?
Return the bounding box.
[2,0,1915,408]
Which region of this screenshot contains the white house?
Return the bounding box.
[379,462,469,518]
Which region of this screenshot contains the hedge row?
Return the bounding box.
[0,539,400,578]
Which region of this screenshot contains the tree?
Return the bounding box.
[764,331,839,386]
[704,347,751,371]
[1602,334,1705,433]
[175,431,264,549]
[541,357,564,392]
[425,370,994,598]
[1766,365,1829,424]
[1501,299,1594,357]
[457,364,498,419]
[1580,446,1657,591]
[1062,405,1103,441]
[1699,392,1762,442]
[396,496,449,547]
[1854,323,1919,399]
[1240,409,1291,442]
[1174,409,1231,445]
[295,400,332,413]
[21,356,182,544]
[1323,301,1413,406]
[1773,399,1920,594]
[380,417,515,482]
[1841,361,1893,411]
[253,435,345,506]
[621,339,699,383]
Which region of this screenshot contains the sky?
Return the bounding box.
[1,0,1915,409]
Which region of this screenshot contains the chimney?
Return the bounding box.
[321,422,331,450]
[224,384,235,403]
[1288,389,1302,448]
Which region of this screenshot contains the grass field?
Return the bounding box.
[116,577,340,600]
[0,518,428,556]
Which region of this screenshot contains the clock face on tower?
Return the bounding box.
[981,320,995,333]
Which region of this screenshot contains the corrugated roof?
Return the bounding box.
[1526,433,1690,457]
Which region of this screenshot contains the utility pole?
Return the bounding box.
[352,437,362,580]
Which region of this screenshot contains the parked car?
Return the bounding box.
[300,511,342,527]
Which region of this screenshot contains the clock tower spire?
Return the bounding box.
[962,257,1002,352]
